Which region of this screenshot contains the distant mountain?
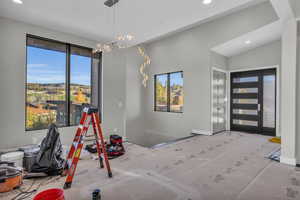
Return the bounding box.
[27,83,90,87]
[27,83,65,87]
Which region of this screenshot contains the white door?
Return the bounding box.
[212,69,227,133]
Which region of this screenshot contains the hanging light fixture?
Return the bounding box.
[138,46,151,87]
[93,0,134,53]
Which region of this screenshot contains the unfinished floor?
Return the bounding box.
[2,131,300,200]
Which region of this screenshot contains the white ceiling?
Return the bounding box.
[0,0,267,46]
[211,21,282,57]
[212,0,295,57]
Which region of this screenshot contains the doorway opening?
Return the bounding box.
[230,68,276,136]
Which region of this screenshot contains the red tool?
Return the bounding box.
[63,107,112,189]
[106,135,125,159]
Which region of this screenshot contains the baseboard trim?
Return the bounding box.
[280,156,297,166]
[191,129,212,136]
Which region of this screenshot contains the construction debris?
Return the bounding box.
[0,161,23,193]
[31,124,64,175]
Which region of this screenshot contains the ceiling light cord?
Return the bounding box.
[113,1,116,40]
[93,0,134,53]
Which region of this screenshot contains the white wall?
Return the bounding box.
[0,17,126,149]
[127,2,278,144]
[210,52,228,71]
[289,0,300,18]
[125,47,148,145]
[280,19,298,166]
[102,50,127,140]
[228,40,281,71]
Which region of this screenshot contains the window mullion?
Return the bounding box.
[167,73,171,112]
[66,44,71,126]
[90,51,93,106]
[154,75,157,111]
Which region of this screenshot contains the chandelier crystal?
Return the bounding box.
[93,34,134,53]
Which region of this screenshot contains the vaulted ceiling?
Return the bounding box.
[212,0,296,57]
[0,0,267,45]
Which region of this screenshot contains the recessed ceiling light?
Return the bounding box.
[12,0,23,4]
[203,0,212,5]
[245,40,252,45]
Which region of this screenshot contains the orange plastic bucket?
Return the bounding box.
[33,188,64,200]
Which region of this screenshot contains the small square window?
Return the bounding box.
[154,71,183,113]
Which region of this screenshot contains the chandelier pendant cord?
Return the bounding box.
[93,0,135,53]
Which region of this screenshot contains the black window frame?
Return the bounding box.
[25,34,102,131]
[154,71,183,113]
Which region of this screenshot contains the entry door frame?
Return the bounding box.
[211,67,229,134]
[228,65,280,137]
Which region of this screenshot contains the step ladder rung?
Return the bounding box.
[63,106,112,190]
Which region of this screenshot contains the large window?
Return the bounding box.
[154,71,183,113]
[26,35,101,130]
[70,46,92,125]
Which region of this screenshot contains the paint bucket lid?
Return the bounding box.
[1,151,24,160]
[18,145,39,152]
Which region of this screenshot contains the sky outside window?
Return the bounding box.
[27,47,66,84]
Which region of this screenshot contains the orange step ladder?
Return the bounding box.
[63,106,112,189]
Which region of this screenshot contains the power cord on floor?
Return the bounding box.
[11,176,58,200]
[11,179,36,200]
[13,189,37,200]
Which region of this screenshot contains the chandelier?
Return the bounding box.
[93,0,134,53]
[138,47,151,87]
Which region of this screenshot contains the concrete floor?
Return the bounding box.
[1,131,300,200]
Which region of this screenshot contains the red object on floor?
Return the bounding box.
[33,188,64,200]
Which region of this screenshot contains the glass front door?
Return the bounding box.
[230,69,276,136]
